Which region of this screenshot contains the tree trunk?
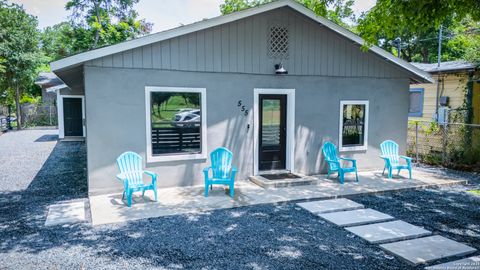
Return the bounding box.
[14,84,22,130]
[93,1,101,48]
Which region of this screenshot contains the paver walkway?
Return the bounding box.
[425,256,480,270]
[298,198,477,267]
[298,198,364,214]
[380,236,477,265]
[318,209,394,227]
[345,220,431,244]
[89,169,466,225]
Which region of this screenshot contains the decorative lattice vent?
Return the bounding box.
[267,26,289,59]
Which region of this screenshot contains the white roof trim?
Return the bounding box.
[46,84,69,93]
[50,0,433,83]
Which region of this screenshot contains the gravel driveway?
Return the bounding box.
[0,130,479,269]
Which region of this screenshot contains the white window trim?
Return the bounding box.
[339,100,369,152]
[145,86,207,163]
[253,88,295,175]
[57,93,85,139]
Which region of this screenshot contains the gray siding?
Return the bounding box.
[84,66,409,195]
[86,7,407,79]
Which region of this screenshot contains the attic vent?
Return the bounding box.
[268,26,289,59]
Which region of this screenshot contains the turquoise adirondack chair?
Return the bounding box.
[322,142,359,184]
[203,147,237,197]
[380,140,412,179]
[116,151,157,207]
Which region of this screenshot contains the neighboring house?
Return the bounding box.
[50,0,432,195]
[408,61,480,124]
[35,72,83,137]
[35,72,63,105]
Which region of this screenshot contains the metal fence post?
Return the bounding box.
[442,123,448,165]
[415,122,419,165]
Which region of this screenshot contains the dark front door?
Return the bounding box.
[259,94,287,171]
[63,97,83,136]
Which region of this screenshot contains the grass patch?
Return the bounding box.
[467,190,480,196]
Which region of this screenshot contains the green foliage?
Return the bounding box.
[20,94,41,104]
[64,0,152,52]
[0,0,45,126]
[40,22,75,61]
[357,0,480,63]
[220,0,356,28]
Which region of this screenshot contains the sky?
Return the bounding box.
[11,0,376,32]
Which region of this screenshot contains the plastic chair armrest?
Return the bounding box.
[116,173,126,181]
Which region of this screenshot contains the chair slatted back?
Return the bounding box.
[322,142,339,170]
[380,140,400,165]
[210,147,233,179]
[116,151,144,186]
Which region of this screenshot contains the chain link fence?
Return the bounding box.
[0,104,57,129]
[407,121,480,172]
[21,104,57,127]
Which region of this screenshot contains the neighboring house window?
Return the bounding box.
[145,86,207,162]
[267,25,289,59]
[339,100,369,151]
[409,88,424,117]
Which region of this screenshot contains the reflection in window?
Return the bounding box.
[150,92,201,155]
[340,101,369,150]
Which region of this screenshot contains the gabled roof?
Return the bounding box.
[50,0,433,83]
[35,72,64,87]
[411,61,476,74]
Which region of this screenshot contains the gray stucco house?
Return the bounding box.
[51,0,432,195]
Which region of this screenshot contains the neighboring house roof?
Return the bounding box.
[50,0,433,83]
[410,61,476,74]
[35,72,65,88]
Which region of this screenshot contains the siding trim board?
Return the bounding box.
[51,0,432,83]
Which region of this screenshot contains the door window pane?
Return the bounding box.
[262,99,281,146]
[150,92,201,155]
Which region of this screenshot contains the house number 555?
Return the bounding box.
[237,100,249,116]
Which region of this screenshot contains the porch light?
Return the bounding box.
[275,63,288,75]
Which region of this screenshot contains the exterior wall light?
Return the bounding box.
[275,63,288,75]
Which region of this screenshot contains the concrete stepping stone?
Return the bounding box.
[45,201,86,226]
[380,235,477,265]
[297,198,364,214]
[345,220,431,244]
[318,208,394,227]
[425,256,480,270]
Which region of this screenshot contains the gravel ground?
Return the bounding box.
[1,130,479,269]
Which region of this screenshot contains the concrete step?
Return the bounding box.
[380,235,477,266]
[318,208,394,227]
[346,220,431,244]
[297,198,364,214]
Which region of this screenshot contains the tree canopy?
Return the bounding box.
[357,0,480,63]
[220,0,356,28]
[40,0,153,61]
[0,0,45,126]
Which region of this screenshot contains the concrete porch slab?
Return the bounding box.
[318,208,394,227]
[380,235,477,265]
[89,169,467,226]
[45,201,86,226]
[425,256,480,270]
[345,220,431,244]
[297,198,364,214]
